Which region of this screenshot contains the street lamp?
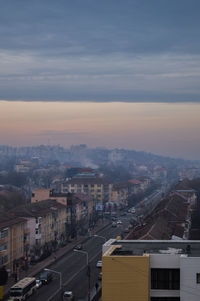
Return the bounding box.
[44,268,62,291]
[93,234,106,243]
[73,249,90,301]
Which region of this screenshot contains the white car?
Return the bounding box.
[36,279,42,289]
[117,220,122,224]
[96,260,102,268]
[63,291,74,300]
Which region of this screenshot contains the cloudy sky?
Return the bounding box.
[1,0,200,102]
[0,1,200,160]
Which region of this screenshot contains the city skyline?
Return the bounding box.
[0,101,200,161]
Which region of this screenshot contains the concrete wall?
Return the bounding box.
[180,256,200,301]
[150,253,180,299]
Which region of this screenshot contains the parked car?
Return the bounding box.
[74,244,83,250]
[98,272,102,280]
[112,222,117,227]
[63,291,75,300]
[39,271,53,284]
[96,260,102,268]
[36,279,42,289]
[124,228,129,233]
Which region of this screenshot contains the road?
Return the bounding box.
[28,215,130,301]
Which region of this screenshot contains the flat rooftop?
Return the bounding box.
[109,240,200,257]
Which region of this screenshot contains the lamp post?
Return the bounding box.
[74,249,90,301]
[93,234,106,243]
[44,268,62,292]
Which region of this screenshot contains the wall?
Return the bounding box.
[150,253,180,298]
[180,256,200,301]
[102,253,150,301]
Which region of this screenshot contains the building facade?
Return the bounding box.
[0,216,28,275]
[61,178,113,205]
[102,240,200,301]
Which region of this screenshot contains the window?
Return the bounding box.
[196,273,200,283]
[151,269,180,290]
[0,243,8,252]
[1,255,8,264]
[0,228,8,239]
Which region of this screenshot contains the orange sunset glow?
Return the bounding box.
[0,101,200,160]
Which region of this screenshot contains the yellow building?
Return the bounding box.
[102,240,200,301]
[103,245,150,301]
[111,183,129,207]
[0,215,28,274]
[61,178,112,205]
[13,199,68,255]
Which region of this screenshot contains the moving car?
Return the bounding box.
[36,279,42,288]
[98,272,102,280]
[39,271,53,284]
[117,220,122,224]
[112,222,117,227]
[63,291,75,300]
[74,244,83,250]
[96,260,102,268]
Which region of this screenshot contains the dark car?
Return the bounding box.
[112,222,117,227]
[98,272,102,280]
[39,271,53,284]
[74,244,83,250]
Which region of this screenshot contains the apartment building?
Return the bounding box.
[31,188,68,206]
[102,240,200,301]
[13,200,68,257]
[111,183,129,207]
[0,215,28,274]
[61,178,113,205]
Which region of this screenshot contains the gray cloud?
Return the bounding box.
[1,0,200,101]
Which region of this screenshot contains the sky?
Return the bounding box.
[0,1,200,160]
[0,0,200,102]
[0,101,200,160]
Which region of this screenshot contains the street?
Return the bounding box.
[28,215,130,301]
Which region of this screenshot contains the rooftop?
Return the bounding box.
[66,177,110,185]
[108,240,200,257]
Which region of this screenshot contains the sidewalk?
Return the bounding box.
[3,219,110,300]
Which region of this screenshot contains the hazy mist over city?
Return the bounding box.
[1,2,200,300]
